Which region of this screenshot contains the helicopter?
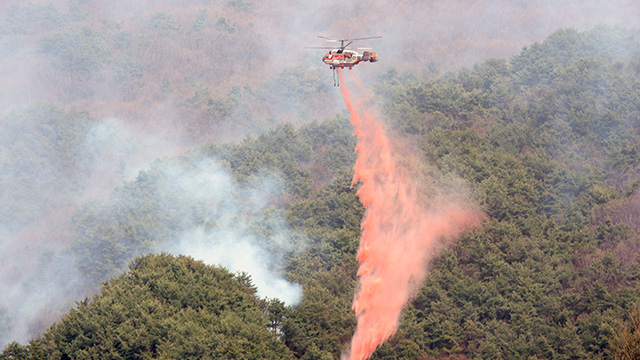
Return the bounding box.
[307,36,382,86]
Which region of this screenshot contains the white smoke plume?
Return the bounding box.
[159,159,304,306]
[0,114,182,347]
[80,117,183,199]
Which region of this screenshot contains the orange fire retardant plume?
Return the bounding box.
[337,70,480,360]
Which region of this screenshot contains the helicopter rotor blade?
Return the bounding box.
[346,35,382,41]
[312,35,381,51]
[319,35,382,43]
[318,35,339,42]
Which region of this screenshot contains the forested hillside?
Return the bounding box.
[2,25,640,359]
[371,26,640,359]
[2,254,296,359]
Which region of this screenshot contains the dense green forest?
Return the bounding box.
[2,254,295,359]
[3,3,640,359]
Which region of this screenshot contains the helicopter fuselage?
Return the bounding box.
[323,49,379,69]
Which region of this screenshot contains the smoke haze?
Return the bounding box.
[0,110,184,345]
[0,0,638,349]
[158,159,304,306]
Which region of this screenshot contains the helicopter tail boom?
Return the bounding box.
[361,51,379,62]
